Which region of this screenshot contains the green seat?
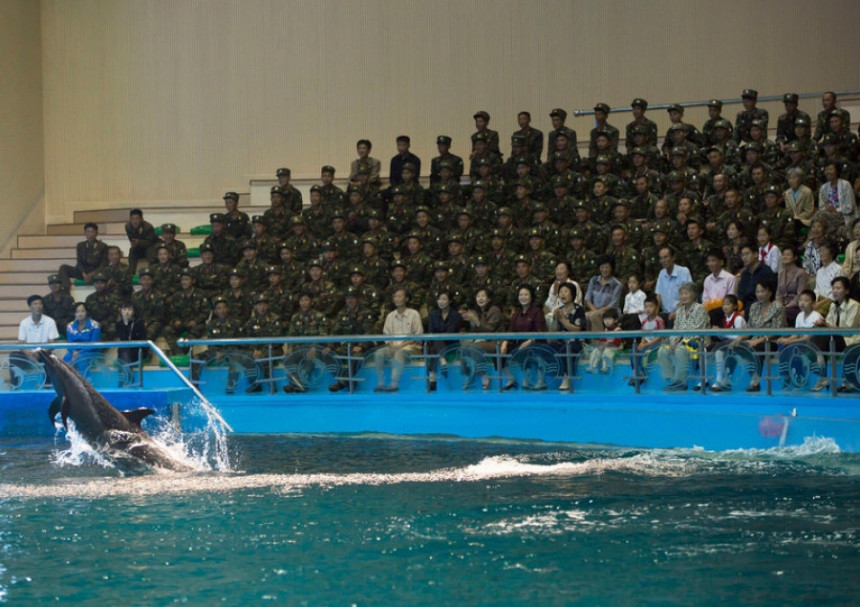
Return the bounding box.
[160,354,190,368]
[154,226,162,236]
[132,274,140,285]
[837,254,845,263]
[190,225,212,235]
[187,247,201,258]
[74,279,86,286]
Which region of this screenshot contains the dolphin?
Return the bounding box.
[38,349,194,472]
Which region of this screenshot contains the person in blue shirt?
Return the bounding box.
[654,245,692,325]
[64,302,102,370]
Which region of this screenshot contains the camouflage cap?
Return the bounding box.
[161,223,178,233]
[277,240,293,251]
[240,239,256,250]
[390,259,407,270]
[707,99,723,109]
[631,98,648,109]
[595,154,612,165]
[668,123,688,132]
[405,230,423,241]
[714,119,732,130]
[438,158,455,170]
[471,180,487,191]
[179,268,194,278]
[223,191,239,202]
[593,102,610,114]
[473,131,489,143]
[253,293,268,304]
[360,235,379,246]
[594,129,612,139]
[744,141,763,152]
[568,226,585,240]
[306,258,322,268]
[266,265,282,274]
[741,89,758,100]
[447,232,465,244]
[670,146,688,157]
[212,295,228,306]
[432,261,449,272]
[764,184,781,197]
[514,179,532,191]
[437,183,455,195]
[612,199,629,209]
[199,242,214,253]
[497,206,513,216]
[414,205,430,215]
[365,208,381,220]
[573,199,590,211]
[473,255,489,266]
[391,184,406,196]
[344,286,360,298]
[436,135,452,145]
[402,162,417,173]
[209,213,226,223]
[473,110,490,121]
[490,228,506,238]
[270,185,283,195]
[532,202,548,214]
[551,174,570,187]
[551,151,570,162]
[821,133,837,145]
[228,268,244,278]
[783,93,799,104]
[290,216,305,225]
[629,124,649,135]
[794,117,810,127]
[349,266,365,276]
[321,165,336,174]
[276,167,291,177]
[354,165,371,176]
[706,145,724,155]
[455,207,473,217]
[786,141,803,152]
[330,210,345,220]
[666,170,687,183]
[319,240,335,251]
[511,134,526,145]
[474,157,493,167]
[549,108,567,120]
[750,119,765,129]
[251,215,267,225]
[309,184,322,194]
[667,103,684,113]
[47,273,61,284]
[513,254,531,265]
[527,227,544,239]
[630,146,648,157]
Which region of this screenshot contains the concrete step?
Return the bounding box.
[0,285,56,299]
[16,234,207,251]
[0,312,27,324]
[0,300,27,313]
[0,273,52,286]
[12,248,74,259]
[72,197,253,224]
[0,325,18,341]
[0,258,69,273]
[47,222,128,236]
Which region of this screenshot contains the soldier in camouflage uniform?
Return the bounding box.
[471,110,501,156]
[567,228,599,287]
[486,228,516,286]
[706,187,756,248]
[220,268,253,325]
[277,242,305,295]
[606,225,642,282]
[609,201,645,250]
[319,165,345,208]
[85,273,119,341]
[150,245,182,298]
[663,104,705,150]
[364,210,396,262]
[222,191,251,241]
[328,211,361,260]
[357,236,389,291]
[513,111,543,161]
[756,185,797,251]
[276,167,304,217]
[749,120,782,169]
[235,239,269,294]
[505,255,546,313]
[282,291,329,393]
[347,267,382,323]
[283,216,318,264]
[647,200,683,244]
[454,209,484,257]
[640,227,670,291]
[444,233,471,287]
[430,136,465,184]
[426,261,466,315]
[412,206,445,259]
[471,157,506,204]
[100,246,133,300]
[430,160,464,205]
[734,89,769,144]
[194,244,229,303]
[196,296,246,393]
[244,293,283,393]
[702,99,727,147]
[262,265,296,328]
[386,185,415,240]
[303,259,339,317]
[572,200,608,254]
[401,232,433,288]
[679,219,713,284]
[462,255,503,309]
[381,260,424,320]
[469,132,503,180]
[465,182,499,234]
[326,286,377,392]
[319,240,349,290]
[493,207,524,254]
[547,108,579,164]
[625,98,658,152]
[132,268,166,343]
[163,269,209,355]
[43,274,75,336]
[776,93,811,145]
[263,186,292,241]
[710,119,742,168]
[303,185,333,241]
[250,215,279,266]
[58,222,109,293]
[523,228,558,283]
[150,223,189,268]
[629,174,661,221]
[589,178,618,225]
[203,213,239,267]
[588,103,619,157]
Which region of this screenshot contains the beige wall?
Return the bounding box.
[42,0,860,222]
[0,0,44,254]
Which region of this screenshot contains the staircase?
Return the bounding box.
[0,194,270,341]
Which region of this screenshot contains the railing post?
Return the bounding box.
[423,339,430,393]
[764,339,772,396]
[631,341,640,395]
[347,340,354,394]
[830,335,838,397]
[268,343,274,393]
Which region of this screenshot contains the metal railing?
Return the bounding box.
[177,327,860,398]
[573,89,860,117]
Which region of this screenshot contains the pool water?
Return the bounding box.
[1,433,859,605]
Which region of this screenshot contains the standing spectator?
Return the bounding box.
[513,111,543,161]
[57,222,108,293]
[471,111,500,157]
[222,192,252,241]
[389,136,421,186]
[125,209,157,274]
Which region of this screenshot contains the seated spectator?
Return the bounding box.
[283,291,329,394]
[709,294,747,391]
[13,295,60,385]
[460,287,503,390]
[756,225,781,274]
[349,139,381,186]
[163,269,209,355]
[622,274,647,326]
[654,246,692,325]
[657,282,709,390]
[326,287,375,393]
[43,274,75,337]
[151,223,189,268]
[63,302,102,370]
[132,268,166,345]
[102,246,133,299]
[115,301,148,367]
[850,247,860,302]
[784,168,815,229]
[813,277,860,391]
[702,248,737,321]
[584,255,622,331]
[58,222,108,293]
[841,218,860,277]
[776,290,827,391]
[738,243,776,317]
[125,209,157,274]
[374,287,423,393]
[500,284,548,391]
[630,294,664,386]
[586,308,622,374]
[742,281,787,392]
[776,247,810,326]
[817,161,856,234]
[813,242,844,315]
[802,219,828,275]
[545,261,583,314]
[426,290,463,391]
[85,273,118,341]
[548,282,585,391]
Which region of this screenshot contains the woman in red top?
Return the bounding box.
[500,284,548,390]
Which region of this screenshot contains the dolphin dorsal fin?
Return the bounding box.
[121,408,156,429]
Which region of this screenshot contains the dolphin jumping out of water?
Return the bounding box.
[38,349,194,472]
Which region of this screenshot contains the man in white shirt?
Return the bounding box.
[14,294,60,388]
[702,249,737,313]
[374,287,423,392]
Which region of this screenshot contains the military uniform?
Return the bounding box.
[85,281,119,341]
[58,237,109,293]
[327,292,376,390]
[588,103,620,156]
[303,272,339,318]
[302,201,333,241]
[152,237,189,268]
[131,283,166,342]
[151,261,182,298]
[710,207,756,247]
[283,224,318,264]
[43,279,75,334]
[679,239,713,284]
[236,254,269,294]
[262,282,295,327]
[224,211,251,242]
[470,113,501,156]
[163,279,210,354]
[734,90,769,143]
[203,222,239,267]
[776,94,811,144]
[756,194,797,251]
[625,99,659,149]
[288,307,328,339]
[220,283,254,326]
[505,272,545,312]
[194,255,229,301]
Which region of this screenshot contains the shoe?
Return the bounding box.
[627,378,637,386]
[693,382,703,391]
[502,381,517,391]
[429,380,437,392]
[245,384,263,394]
[462,380,472,390]
[709,383,727,393]
[373,385,385,392]
[811,379,828,392]
[837,384,856,393]
[559,380,571,391]
[292,384,307,393]
[329,381,345,392]
[482,377,491,390]
[282,385,294,393]
[665,382,687,391]
[746,383,760,393]
[532,382,547,391]
[383,385,399,393]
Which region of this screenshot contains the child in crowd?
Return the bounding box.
[630,295,664,385]
[756,226,781,274]
[623,274,648,324]
[710,294,747,391]
[588,308,623,374]
[776,290,827,391]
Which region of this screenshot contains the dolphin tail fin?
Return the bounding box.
[48,396,69,428]
[121,408,156,429]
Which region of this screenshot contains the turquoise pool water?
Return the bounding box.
[1,431,858,605]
